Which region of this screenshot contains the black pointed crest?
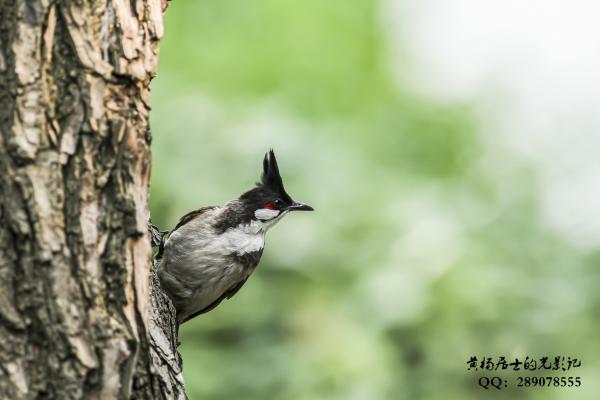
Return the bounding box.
[259,150,291,201]
[261,149,283,188]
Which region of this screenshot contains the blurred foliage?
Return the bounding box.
[149,1,599,399]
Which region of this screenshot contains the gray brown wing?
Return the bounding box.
[173,206,217,231]
[181,277,249,324]
[155,206,216,260]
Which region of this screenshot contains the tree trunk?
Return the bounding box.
[0,1,185,399]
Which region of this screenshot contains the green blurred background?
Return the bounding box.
[149,1,599,399]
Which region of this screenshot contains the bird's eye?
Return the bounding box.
[264,199,283,210]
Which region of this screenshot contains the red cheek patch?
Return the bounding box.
[264,202,275,209]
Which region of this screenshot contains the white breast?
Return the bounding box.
[210,222,265,255]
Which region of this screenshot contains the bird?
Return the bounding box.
[156,150,313,324]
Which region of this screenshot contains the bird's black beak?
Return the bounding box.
[287,201,314,212]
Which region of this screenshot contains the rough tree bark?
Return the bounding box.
[0,1,185,399]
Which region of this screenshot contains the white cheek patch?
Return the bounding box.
[254,208,280,221]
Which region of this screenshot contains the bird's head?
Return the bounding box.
[239,150,313,229]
